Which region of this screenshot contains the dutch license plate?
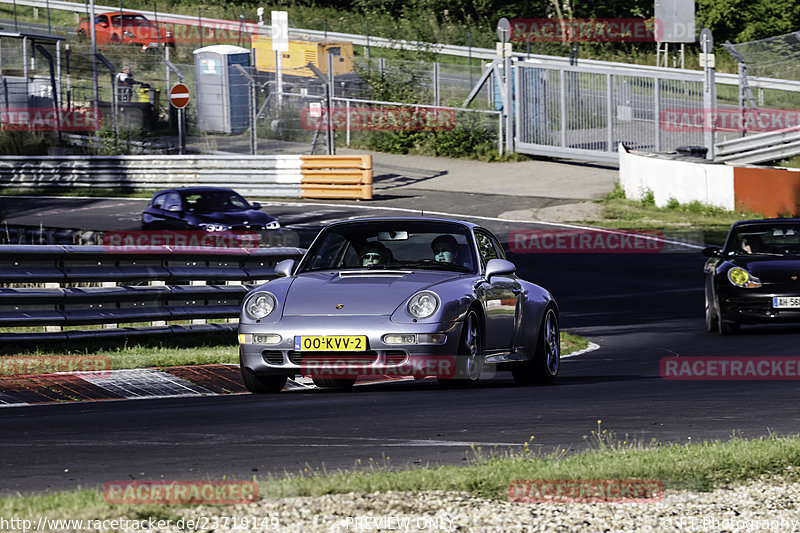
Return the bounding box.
[773,297,800,308]
[294,335,367,351]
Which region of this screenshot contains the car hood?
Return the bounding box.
[194,210,275,225]
[283,270,461,316]
[731,257,800,282]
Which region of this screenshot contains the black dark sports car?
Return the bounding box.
[704,219,800,335]
[141,187,279,231]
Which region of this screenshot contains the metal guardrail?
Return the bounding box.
[9,0,800,94]
[715,127,800,164]
[0,154,374,199]
[0,244,304,342]
[0,155,306,198]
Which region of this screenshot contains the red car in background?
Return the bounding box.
[77,11,174,49]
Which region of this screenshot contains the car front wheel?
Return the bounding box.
[439,308,483,387]
[705,292,718,333]
[512,307,560,385]
[718,315,740,336]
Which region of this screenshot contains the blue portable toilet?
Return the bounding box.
[193,45,251,134]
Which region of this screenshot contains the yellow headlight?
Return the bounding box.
[729,268,749,285]
[727,267,762,288]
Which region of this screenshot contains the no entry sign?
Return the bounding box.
[169,83,190,109]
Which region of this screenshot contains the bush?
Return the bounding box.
[0,132,57,155]
[640,189,656,207]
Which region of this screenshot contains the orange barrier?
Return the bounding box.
[299,155,373,200]
[733,166,800,217]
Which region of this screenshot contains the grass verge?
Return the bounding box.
[0,331,589,375]
[1,429,799,518]
[578,184,765,246]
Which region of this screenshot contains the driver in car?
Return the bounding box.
[432,234,459,264]
[361,242,390,267]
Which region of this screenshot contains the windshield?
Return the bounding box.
[110,15,155,27]
[298,220,477,273]
[725,223,800,257]
[182,191,251,214]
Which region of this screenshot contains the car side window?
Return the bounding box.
[489,233,507,260]
[475,231,499,266]
[95,15,108,25]
[164,192,182,212]
[151,193,168,209]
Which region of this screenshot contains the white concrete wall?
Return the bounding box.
[618,144,735,210]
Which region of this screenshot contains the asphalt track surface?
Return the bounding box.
[1,196,800,496]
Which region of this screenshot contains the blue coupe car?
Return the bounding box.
[141,187,280,232]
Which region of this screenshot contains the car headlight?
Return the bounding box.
[265,220,281,230]
[727,267,762,288]
[244,292,277,319]
[407,291,439,319]
[199,223,231,232]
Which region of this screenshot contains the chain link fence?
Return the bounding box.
[1,31,501,158]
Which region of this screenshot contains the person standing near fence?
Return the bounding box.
[116,66,135,102]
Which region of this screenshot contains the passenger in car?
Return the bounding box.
[741,235,764,254]
[432,234,459,264]
[360,242,391,267]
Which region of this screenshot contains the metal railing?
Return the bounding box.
[0,244,303,342]
[716,127,800,164]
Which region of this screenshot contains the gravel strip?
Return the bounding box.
[171,476,800,533]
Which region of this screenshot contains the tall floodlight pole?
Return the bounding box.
[89,0,99,117]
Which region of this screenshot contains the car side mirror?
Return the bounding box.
[274,259,295,277]
[251,202,262,210]
[702,246,722,258]
[485,258,516,281]
[99,22,109,28]
[167,205,182,213]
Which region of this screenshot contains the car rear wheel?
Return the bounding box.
[312,378,356,390]
[512,307,560,385]
[439,308,483,387]
[239,352,287,393]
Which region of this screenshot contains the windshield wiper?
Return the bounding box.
[734,251,784,257]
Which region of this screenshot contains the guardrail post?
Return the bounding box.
[102,281,117,329]
[149,280,167,326]
[190,280,207,325]
[44,281,61,333]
